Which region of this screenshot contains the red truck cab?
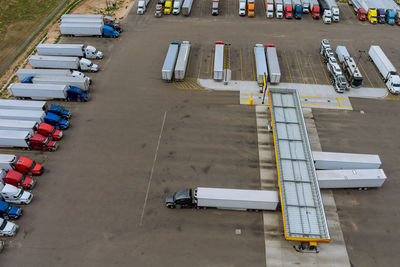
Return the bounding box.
[285,5,293,19]
[2,170,35,190]
[14,156,44,175]
[29,134,58,151]
[37,123,63,140]
[311,5,320,19]
[358,9,366,21]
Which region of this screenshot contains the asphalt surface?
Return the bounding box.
[313,98,400,267]
[1,2,400,266]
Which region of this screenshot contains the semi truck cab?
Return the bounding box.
[84,45,103,59]
[48,104,71,119]
[0,184,33,204]
[164,1,172,14]
[14,156,44,175]
[44,113,70,130]
[239,2,246,16]
[284,5,293,18]
[248,1,255,17]
[386,75,400,94]
[79,58,99,72]
[0,218,18,237]
[37,123,63,140]
[1,170,36,190]
[0,200,22,220]
[166,189,196,208]
[368,9,377,24]
[102,25,119,38]
[29,133,58,151]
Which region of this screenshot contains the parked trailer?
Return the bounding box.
[166,187,280,210]
[254,44,268,85]
[162,42,180,81]
[213,41,225,81]
[335,46,350,64]
[61,14,103,19]
[8,83,88,102]
[313,151,382,170]
[368,45,400,94]
[0,130,57,151]
[60,18,104,25]
[326,0,339,22]
[336,46,363,87]
[0,99,45,111]
[317,169,386,188]
[174,41,191,81]
[36,44,103,59]
[266,44,281,84]
[29,55,98,72]
[0,109,45,123]
[30,76,90,91]
[182,0,194,15]
[0,120,38,135]
[16,69,90,83]
[59,23,118,38]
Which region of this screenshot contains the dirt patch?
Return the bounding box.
[0,0,135,97]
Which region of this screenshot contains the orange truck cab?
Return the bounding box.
[248,0,255,17]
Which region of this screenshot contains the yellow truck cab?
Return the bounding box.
[368,9,377,24]
[164,0,173,14]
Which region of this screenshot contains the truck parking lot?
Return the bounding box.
[1,2,400,266]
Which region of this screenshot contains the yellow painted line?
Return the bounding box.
[197,49,203,79]
[369,61,386,88]
[240,48,244,80]
[251,48,256,81]
[300,95,346,99]
[210,47,214,80]
[200,0,204,16]
[308,56,318,84]
[337,97,342,107]
[319,58,330,84]
[283,51,293,83]
[295,51,306,84]
[227,0,230,15]
[301,102,348,107]
[228,47,231,69]
[358,61,374,88]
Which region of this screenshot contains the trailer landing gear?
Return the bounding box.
[294,241,319,253]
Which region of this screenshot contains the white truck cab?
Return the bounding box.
[79,58,99,72]
[387,75,400,94]
[239,1,246,16]
[0,183,33,204]
[84,45,103,59]
[0,218,18,237]
[323,10,332,24]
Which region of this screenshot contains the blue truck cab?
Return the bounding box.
[21,76,33,83]
[67,86,89,102]
[377,8,385,23]
[386,9,396,25]
[103,25,119,38]
[0,200,22,220]
[49,104,71,119]
[44,113,70,130]
[295,5,302,19]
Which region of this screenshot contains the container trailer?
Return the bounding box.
[369,45,400,94]
[16,69,90,84]
[313,151,382,170]
[266,44,281,84]
[0,119,38,135]
[214,41,225,81]
[36,43,103,59]
[0,99,45,112]
[26,76,90,91]
[60,23,119,37]
[182,0,194,15]
[162,42,180,81]
[166,187,279,211]
[0,109,45,123]
[174,41,191,81]
[254,44,268,85]
[317,169,386,188]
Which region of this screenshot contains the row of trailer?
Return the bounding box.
[59,14,122,37]
[254,43,281,85]
[162,41,191,81]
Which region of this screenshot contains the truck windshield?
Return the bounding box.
[19,175,26,184]
[30,161,36,169]
[5,205,12,213]
[0,220,7,230]
[15,189,24,199]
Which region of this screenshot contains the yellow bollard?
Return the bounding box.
[248,95,254,105]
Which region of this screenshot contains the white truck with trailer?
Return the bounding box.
[29,55,98,72]
[275,0,284,18]
[182,0,194,15]
[368,45,400,94]
[8,83,69,101]
[0,183,33,205]
[173,0,184,14]
[213,41,225,81]
[0,119,38,135]
[326,0,339,21]
[174,41,191,81]
[61,14,103,20]
[0,130,32,149]
[313,151,382,170]
[16,69,90,84]
[30,76,90,91]
[137,0,150,14]
[266,44,281,84]
[254,44,268,85]
[166,187,279,211]
[162,42,180,81]
[36,43,103,59]
[239,0,247,15]
[0,99,46,111]
[0,217,18,237]
[0,109,45,123]
[266,0,275,17]
[336,46,363,87]
[317,169,387,189]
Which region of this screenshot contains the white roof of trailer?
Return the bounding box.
[197,188,279,202]
[0,130,30,139]
[312,151,381,164]
[0,154,16,161]
[0,99,46,108]
[269,88,330,242]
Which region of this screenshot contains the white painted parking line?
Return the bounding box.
[139,111,167,226]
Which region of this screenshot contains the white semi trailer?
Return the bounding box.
[313,151,382,170]
[36,43,103,59]
[317,169,387,188]
[166,187,280,210]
